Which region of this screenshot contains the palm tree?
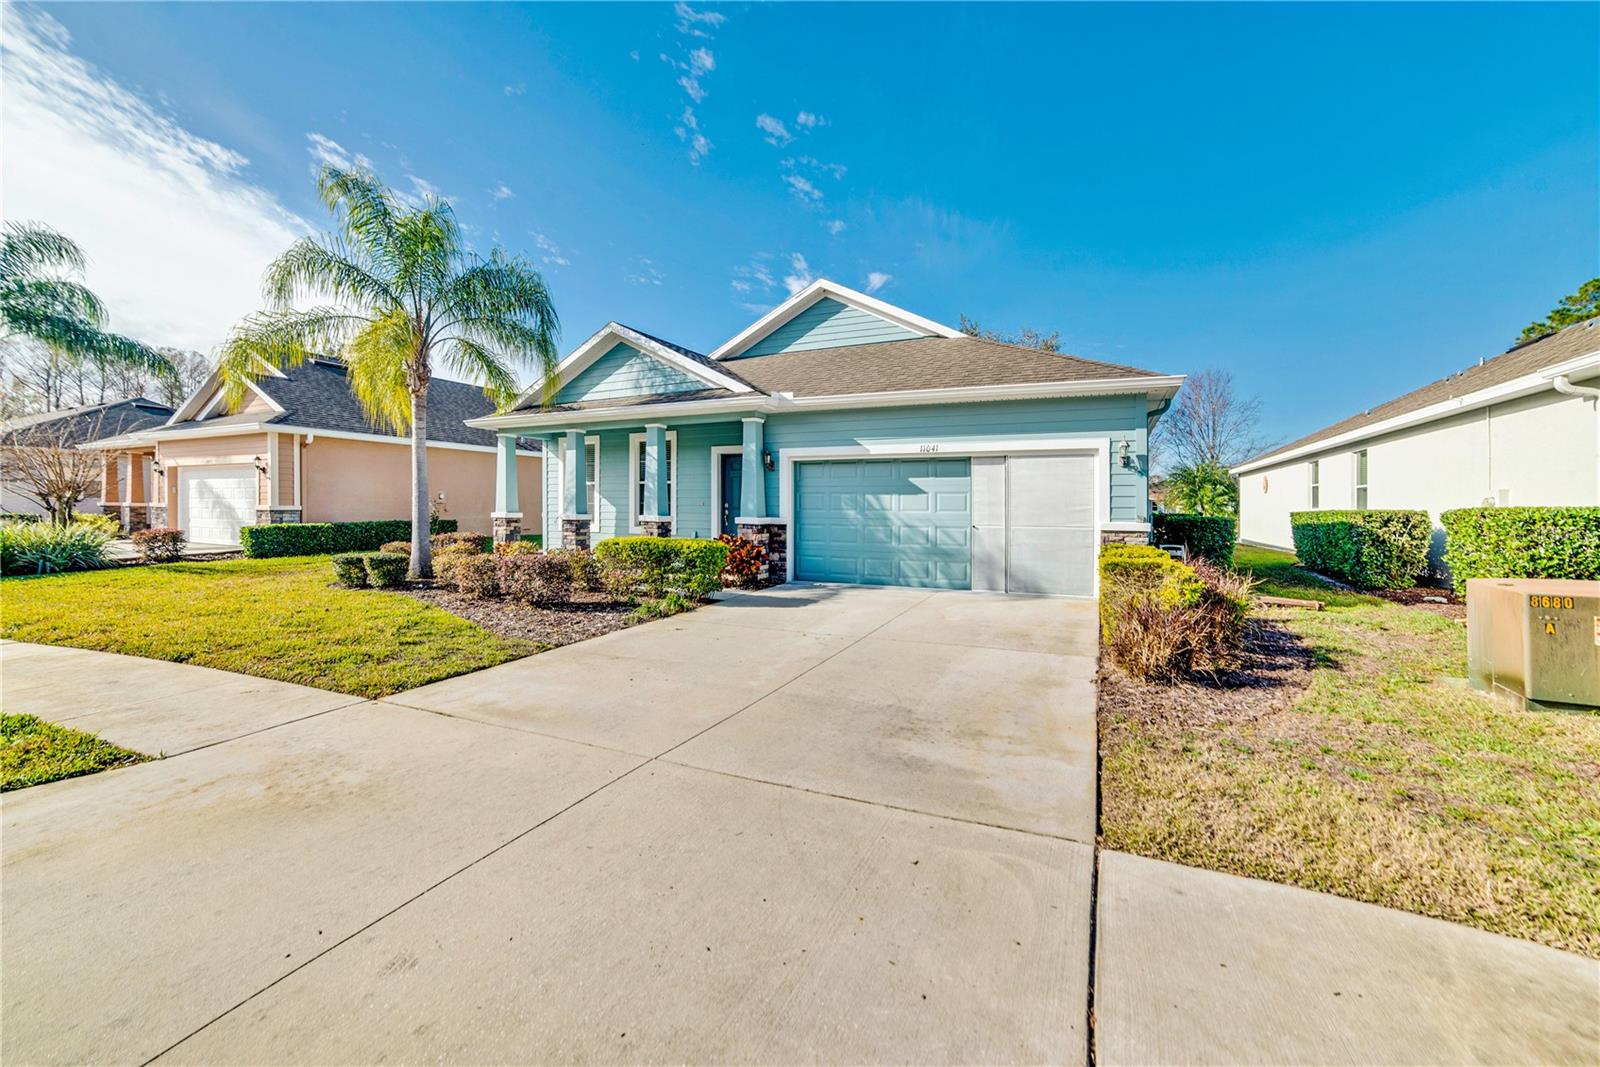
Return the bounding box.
[1164,461,1239,517]
[218,166,559,578]
[0,221,173,382]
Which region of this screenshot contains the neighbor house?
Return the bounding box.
[1,396,175,518]
[84,358,541,545]
[1233,319,1600,566]
[467,279,1183,597]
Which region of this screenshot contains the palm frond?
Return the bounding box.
[316,166,402,278]
[344,309,416,433]
[0,222,87,285]
[262,236,397,311]
[215,307,364,409]
[434,335,520,410]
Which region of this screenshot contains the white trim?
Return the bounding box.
[734,516,788,526]
[111,422,536,456]
[628,430,678,532]
[555,435,601,527]
[777,437,1111,592]
[193,375,286,422]
[508,322,755,410]
[1103,521,1152,532]
[710,278,963,361]
[709,445,742,536]
[266,431,279,508]
[292,434,302,508]
[491,511,524,519]
[466,375,1186,433]
[1231,349,1600,474]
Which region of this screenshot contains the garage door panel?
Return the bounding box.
[1006,453,1097,597]
[180,465,256,546]
[795,459,971,590]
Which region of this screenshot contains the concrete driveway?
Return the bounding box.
[1,585,1099,1065]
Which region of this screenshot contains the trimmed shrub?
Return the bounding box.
[1152,513,1236,565]
[331,553,369,588]
[0,512,41,524]
[1289,510,1431,589]
[239,518,458,558]
[595,536,730,598]
[1440,507,1600,593]
[0,521,112,576]
[453,554,499,599]
[717,533,767,587]
[433,543,482,589]
[433,531,490,552]
[364,552,409,588]
[379,540,411,556]
[493,539,541,557]
[495,552,573,606]
[629,591,694,623]
[73,513,121,537]
[1098,544,1195,639]
[549,546,601,591]
[131,527,187,563]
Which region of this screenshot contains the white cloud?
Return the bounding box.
[1,8,306,353]
[756,113,793,147]
[627,257,665,286]
[503,82,527,96]
[731,255,776,295]
[675,106,711,165]
[688,47,715,74]
[795,111,825,129]
[490,182,515,202]
[783,252,814,295]
[826,219,847,235]
[783,174,822,202]
[674,2,725,38]
[788,154,846,180]
[532,232,568,268]
[865,271,892,294]
[629,49,640,61]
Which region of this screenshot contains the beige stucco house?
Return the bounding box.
[85,357,541,545]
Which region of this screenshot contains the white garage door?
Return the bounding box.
[972,453,1098,597]
[180,465,257,545]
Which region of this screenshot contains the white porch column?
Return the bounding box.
[739,417,766,519]
[643,423,669,521]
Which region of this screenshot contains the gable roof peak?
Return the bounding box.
[711,277,962,361]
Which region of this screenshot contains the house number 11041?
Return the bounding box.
[917,444,941,453]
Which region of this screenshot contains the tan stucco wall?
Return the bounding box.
[300,437,541,536]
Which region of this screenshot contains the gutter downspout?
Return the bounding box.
[1553,375,1600,401]
[1146,395,1173,431]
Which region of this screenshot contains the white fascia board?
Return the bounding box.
[709,278,963,361]
[168,358,288,424]
[469,374,1185,431]
[75,433,155,451]
[131,422,535,456]
[508,322,754,410]
[1230,350,1600,475]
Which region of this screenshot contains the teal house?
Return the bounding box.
[468,280,1182,597]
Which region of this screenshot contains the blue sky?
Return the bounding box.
[5,2,1596,447]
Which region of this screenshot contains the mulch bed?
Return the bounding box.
[401,586,636,646]
[1371,584,1465,620]
[1097,618,1317,730]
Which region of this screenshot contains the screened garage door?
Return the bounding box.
[794,458,971,589]
[179,465,257,545]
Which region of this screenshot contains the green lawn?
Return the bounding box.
[1,713,150,791]
[0,556,536,698]
[1099,545,1600,958]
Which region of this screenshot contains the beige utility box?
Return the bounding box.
[1466,578,1600,710]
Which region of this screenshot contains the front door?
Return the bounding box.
[719,453,742,536]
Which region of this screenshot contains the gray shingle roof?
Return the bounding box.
[1,397,173,447]
[171,359,536,450]
[540,388,741,412]
[721,335,1170,397]
[1238,319,1600,468]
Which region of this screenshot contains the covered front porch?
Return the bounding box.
[489,413,788,576]
[88,442,165,534]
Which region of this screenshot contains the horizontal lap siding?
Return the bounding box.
[739,298,921,356]
[763,396,1150,523]
[557,343,706,404]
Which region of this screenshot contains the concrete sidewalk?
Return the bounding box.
[1094,851,1600,1066]
[0,641,362,755]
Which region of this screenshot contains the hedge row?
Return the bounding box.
[594,536,730,598]
[1440,507,1600,593]
[1289,510,1431,589]
[240,518,457,558]
[1152,513,1236,565]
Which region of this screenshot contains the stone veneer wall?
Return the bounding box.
[561,517,591,550]
[737,522,788,585]
[639,519,673,538]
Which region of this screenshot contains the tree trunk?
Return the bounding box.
[410,386,432,579]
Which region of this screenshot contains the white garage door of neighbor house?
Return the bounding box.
[972,453,1098,597]
[180,465,257,545]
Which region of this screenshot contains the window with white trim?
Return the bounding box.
[1308,459,1320,508]
[628,431,676,530]
[1354,449,1369,510]
[557,436,599,521]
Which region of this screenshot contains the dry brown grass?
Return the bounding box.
[1098,546,1600,958]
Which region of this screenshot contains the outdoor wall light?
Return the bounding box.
[1117,439,1134,469]
[254,456,269,474]
[763,448,776,472]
